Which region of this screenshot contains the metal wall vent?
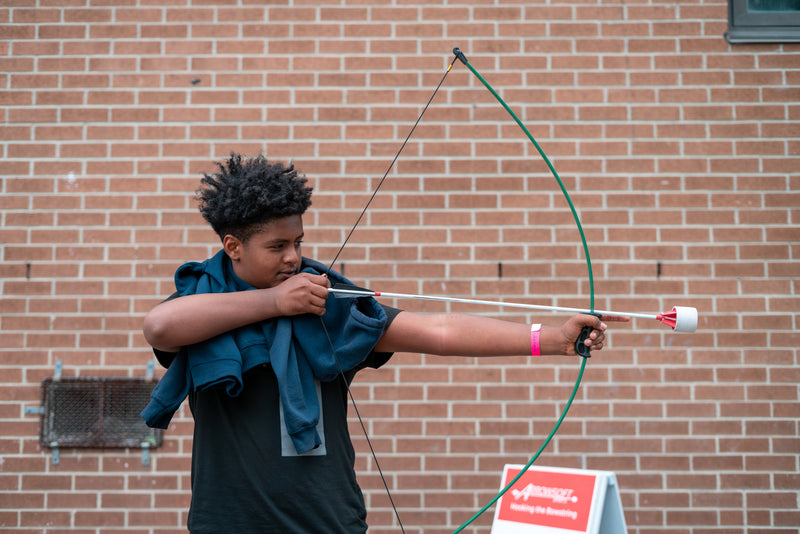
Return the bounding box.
[30,362,162,465]
[39,376,162,449]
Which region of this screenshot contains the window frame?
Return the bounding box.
[725,0,800,43]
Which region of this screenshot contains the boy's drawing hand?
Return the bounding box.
[271,273,331,316]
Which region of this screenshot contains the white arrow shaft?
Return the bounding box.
[329,287,658,320]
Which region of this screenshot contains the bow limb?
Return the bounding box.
[449,49,596,533]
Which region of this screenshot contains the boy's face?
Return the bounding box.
[224,215,304,289]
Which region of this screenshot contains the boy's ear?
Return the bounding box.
[222,234,243,261]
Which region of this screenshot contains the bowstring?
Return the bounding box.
[320,54,459,533]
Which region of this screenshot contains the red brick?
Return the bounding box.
[0,5,798,534]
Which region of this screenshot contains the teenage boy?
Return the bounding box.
[142,154,624,533]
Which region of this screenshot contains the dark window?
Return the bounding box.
[725,0,800,43]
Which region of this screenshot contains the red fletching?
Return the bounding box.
[656,309,678,329]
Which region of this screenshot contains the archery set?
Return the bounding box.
[322,48,699,534]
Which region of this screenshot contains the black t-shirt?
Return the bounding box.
[155,304,401,533]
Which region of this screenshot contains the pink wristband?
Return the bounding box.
[530,324,541,356]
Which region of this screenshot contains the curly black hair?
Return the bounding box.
[197,153,313,242]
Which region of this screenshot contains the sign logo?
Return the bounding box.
[511,483,579,504]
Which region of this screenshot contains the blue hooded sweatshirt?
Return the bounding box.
[141,251,387,454]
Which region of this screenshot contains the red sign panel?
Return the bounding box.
[496,467,597,532]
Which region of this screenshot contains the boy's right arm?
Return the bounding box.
[143,273,330,353]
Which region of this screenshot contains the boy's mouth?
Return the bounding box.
[277,270,296,280]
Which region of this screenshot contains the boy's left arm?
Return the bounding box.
[374,311,628,357]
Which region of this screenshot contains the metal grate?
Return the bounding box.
[39,377,162,449]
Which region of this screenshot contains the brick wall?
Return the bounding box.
[1,1,798,532]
